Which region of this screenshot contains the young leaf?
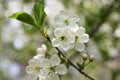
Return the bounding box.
[9,12,37,27]
[33,0,46,28]
[77,63,85,70]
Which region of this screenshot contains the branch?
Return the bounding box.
[46,37,95,80]
[89,0,120,38]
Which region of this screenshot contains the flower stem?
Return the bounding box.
[46,37,95,80]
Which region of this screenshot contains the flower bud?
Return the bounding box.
[89,55,94,62]
[82,53,88,61]
[36,48,41,54]
[36,44,47,55]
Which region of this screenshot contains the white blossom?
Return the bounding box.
[52,28,75,50]
[73,27,89,51]
[54,10,80,29]
[26,44,49,77]
[43,55,67,80]
[26,44,67,80]
[52,10,89,51]
[26,58,42,75]
[26,55,51,80]
[26,54,67,80]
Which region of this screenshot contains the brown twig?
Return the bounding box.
[89,0,120,38]
[47,37,95,80]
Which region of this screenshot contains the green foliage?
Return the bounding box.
[100,49,109,61]
[111,70,119,80]
[9,12,37,27]
[33,0,46,28]
[0,69,8,80]
[10,0,46,30]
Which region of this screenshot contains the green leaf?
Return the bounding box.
[33,0,46,28]
[9,12,37,27]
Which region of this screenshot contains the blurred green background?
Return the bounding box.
[0,0,120,80]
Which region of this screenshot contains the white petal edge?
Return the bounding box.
[49,72,59,80]
[79,34,89,43]
[52,38,61,47]
[26,65,39,74]
[50,54,61,67]
[33,54,43,60]
[55,64,67,75]
[69,23,79,31]
[63,28,72,36]
[26,66,33,74]
[76,27,85,36]
[66,35,75,43]
[76,43,85,52]
[70,14,80,22]
[41,44,47,53]
[40,59,50,68]
[28,58,39,65]
[36,44,47,56]
[54,28,63,37]
[59,10,68,16]
[61,42,71,51]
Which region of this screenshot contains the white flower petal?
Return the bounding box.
[37,44,47,54]
[28,59,37,65]
[70,14,80,22]
[66,35,75,43]
[55,64,67,75]
[36,47,43,54]
[59,10,68,16]
[54,15,65,26]
[49,72,59,80]
[26,65,40,74]
[70,43,75,49]
[52,38,62,47]
[69,23,79,31]
[54,15,64,22]
[26,66,33,74]
[54,28,63,37]
[39,69,50,77]
[33,54,43,60]
[50,55,61,67]
[76,27,85,36]
[63,28,72,36]
[79,34,89,43]
[28,57,42,66]
[76,43,85,51]
[41,44,47,53]
[39,69,50,80]
[40,59,50,68]
[61,43,71,51]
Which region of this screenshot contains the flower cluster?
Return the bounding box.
[26,10,90,80]
[26,44,67,80]
[52,10,89,51]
